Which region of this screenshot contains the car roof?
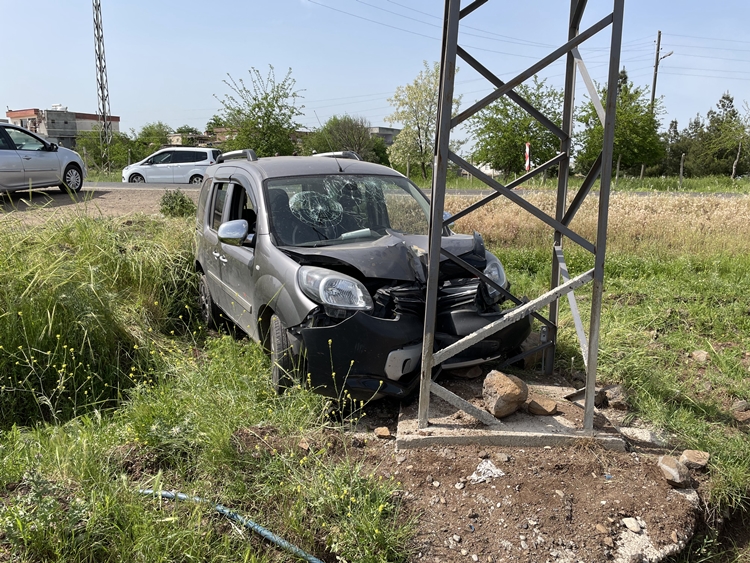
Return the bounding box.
[223,155,402,181]
[155,146,214,151]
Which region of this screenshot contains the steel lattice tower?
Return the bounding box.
[93,0,112,171]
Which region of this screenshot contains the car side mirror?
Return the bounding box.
[217,219,250,246]
[48,143,58,152]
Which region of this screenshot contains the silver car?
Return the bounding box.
[195,151,531,401]
[122,147,221,185]
[0,123,86,193]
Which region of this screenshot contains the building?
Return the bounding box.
[369,126,401,146]
[167,132,214,146]
[5,105,121,149]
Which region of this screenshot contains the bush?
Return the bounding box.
[160,190,197,218]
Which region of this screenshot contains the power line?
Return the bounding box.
[664,32,750,45]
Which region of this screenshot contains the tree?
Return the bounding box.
[386,61,462,179]
[175,125,201,146]
[205,115,226,136]
[136,121,173,149]
[302,114,380,162]
[575,71,664,175]
[690,93,748,177]
[468,76,563,178]
[216,66,304,157]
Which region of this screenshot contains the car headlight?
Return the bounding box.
[483,254,507,298]
[298,266,373,311]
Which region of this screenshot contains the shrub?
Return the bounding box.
[160,190,197,218]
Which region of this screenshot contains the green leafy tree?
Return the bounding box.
[386,61,462,179]
[301,115,380,162]
[690,93,748,177]
[575,71,664,175]
[371,136,390,166]
[136,121,173,149]
[216,66,304,157]
[205,115,226,136]
[175,125,201,147]
[469,76,563,178]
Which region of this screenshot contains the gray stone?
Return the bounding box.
[680,450,710,470]
[658,455,691,488]
[619,427,668,447]
[528,396,557,416]
[605,385,629,410]
[731,400,749,413]
[690,350,709,363]
[374,427,391,439]
[622,518,641,533]
[483,370,528,418]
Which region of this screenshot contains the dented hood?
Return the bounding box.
[281,232,484,281]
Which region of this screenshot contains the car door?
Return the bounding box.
[0,128,25,190]
[146,150,174,183]
[4,127,61,187]
[218,180,259,338]
[170,150,194,183]
[202,181,231,314]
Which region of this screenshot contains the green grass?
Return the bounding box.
[2,194,750,561]
[84,170,122,183]
[412,173,750,194]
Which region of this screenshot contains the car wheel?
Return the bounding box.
[270,314,295,394]
[189,174,203,185]
[129,174,145,183]
[198,274,221,330]
[59,164,83,194]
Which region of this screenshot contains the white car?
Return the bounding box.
[0,123,86,193]
[122,147,221,185]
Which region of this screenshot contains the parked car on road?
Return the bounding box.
[122,147,221,185]
[0,123,86,193]
[194,150,531,401]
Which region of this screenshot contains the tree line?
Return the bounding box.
[79,63,749,181]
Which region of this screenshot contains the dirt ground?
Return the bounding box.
[0,186,731,562]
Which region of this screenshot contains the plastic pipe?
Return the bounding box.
[139,489,324,563]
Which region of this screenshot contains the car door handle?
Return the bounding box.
[22,156,32,160]
[218,255,228,263]
[212,251,221,258]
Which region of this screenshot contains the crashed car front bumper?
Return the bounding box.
[300,306,532,401]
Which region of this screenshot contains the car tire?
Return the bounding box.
[198,274,221,330]
[189,174,203,185]
[59,164,83,194]
[129,174,145,183]
[270,314,295,394]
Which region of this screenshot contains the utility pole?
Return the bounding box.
[93,0,112,172]
[640,30,672,179]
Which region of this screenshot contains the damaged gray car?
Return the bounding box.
[195,150,531,401]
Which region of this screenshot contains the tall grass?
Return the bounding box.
[0,211,197,427]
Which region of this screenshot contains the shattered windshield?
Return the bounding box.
[265,174,430,247]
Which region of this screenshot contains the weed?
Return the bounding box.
[159,190,197,218]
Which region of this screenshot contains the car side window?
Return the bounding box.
[227,183,257,234]
[152,151,173,164]
[211,150,221,162]
[172,151,191,164]
[211,183,228,231]
[0,130,13,150]
[193,151,208,162]
[5,128,45,151]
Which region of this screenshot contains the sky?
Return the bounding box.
[1,0,748,141]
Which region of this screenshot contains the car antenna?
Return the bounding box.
[314,110,343,172]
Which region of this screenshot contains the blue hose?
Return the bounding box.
[139,489,324,563]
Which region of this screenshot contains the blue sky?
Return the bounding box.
[1,0,748,140]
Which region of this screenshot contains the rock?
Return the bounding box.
[374,427,392,439]
[735,410,750,423]
[395,454,407,465]
[603,537,614,548]
[461,548,468,555]
[471,555,479,562]
[731,399,749,413]
[604,385,629,410]
[496,453,511,462]
[455,482,465,490]
[622,517,641,533]
[619,427,668,447]
[658,456,691,488]
[448,365,483,379]
[690,350,709,363]
[519,331,545,369]
[483,370,528,418]
[297,439,309,451]
[671,531,679,543]
[528,396,557,416]
[596,524,608,534]
[453,534,462,543]
[478,450,490,459]
[680,450,710,469]
[432,481,441,487]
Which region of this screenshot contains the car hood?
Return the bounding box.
[281,232,484,281]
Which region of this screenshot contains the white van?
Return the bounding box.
[122,147,221,184]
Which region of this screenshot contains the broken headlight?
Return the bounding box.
[298,266,374,312]
[483,254,507,299]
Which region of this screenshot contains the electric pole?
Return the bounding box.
[640,30,672,179]
[93,0,112,172]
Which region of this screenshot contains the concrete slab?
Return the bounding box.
[395,373,627,451]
